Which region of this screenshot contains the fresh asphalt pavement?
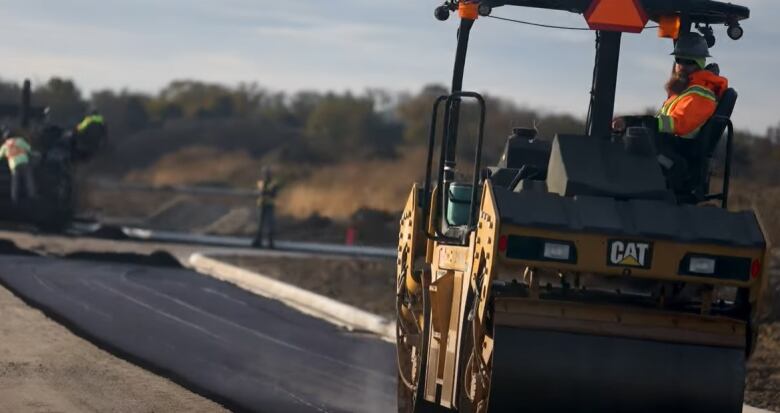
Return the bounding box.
[0,255,396,413]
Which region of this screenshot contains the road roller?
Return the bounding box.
[396,1,769,412]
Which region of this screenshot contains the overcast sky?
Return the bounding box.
[1,0,777,133]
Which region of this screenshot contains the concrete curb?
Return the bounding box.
[744,406,774,413]
[188,253,396,342]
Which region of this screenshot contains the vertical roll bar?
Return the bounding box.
[721,119,734,209]
[21,80,31,128]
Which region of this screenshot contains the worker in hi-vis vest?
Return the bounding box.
[252,167,281,249]
[0,129,37,203]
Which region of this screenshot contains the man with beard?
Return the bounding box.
[656,33,728,138]
[613,33,727,139]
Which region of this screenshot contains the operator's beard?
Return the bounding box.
[665,66,692,96]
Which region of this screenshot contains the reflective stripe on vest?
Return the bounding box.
[658,115,675,134]
[77,115,105,133]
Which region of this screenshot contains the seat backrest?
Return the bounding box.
[675,88,737,203]
[697,88,738,157]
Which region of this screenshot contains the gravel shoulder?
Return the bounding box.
[0,282,227,413]
[747,323,780,412]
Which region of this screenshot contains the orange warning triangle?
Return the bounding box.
[584,0,648,33]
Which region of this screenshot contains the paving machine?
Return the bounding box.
[396,1,768,412]
[0,80,83,230]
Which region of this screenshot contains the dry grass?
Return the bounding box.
[118,144,428,220]
[123,146,261,188]
[725,179,780,245]
[275,147,427,219]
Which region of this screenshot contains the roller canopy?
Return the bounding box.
[483,0,749,25]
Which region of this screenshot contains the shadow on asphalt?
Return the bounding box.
[63,251,182,268]
[0,237,182,269]
[0,240,39,256]
[87,224,132,240]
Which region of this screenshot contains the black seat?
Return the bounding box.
[686,87,738,200]
[620,89,737,205]
[697,88,738,159]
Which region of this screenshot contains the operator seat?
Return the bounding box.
[674,88,738,203]
[697,88,737,161]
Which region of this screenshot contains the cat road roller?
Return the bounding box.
[396,1,769,412]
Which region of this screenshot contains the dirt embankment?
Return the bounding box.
[0,284,227,413]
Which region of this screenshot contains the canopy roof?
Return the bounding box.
[483,0,749,25]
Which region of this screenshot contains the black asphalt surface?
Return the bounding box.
[0,255,396,413]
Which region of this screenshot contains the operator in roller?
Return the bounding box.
[614,33,728,139]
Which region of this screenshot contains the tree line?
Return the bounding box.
[0,77,777,184]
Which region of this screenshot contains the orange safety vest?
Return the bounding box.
[657,70,729,138]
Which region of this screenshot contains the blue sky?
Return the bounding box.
[1,0,777,133]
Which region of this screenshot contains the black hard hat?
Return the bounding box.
[671,33,712,58]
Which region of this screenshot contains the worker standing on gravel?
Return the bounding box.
[252,167,280,249]
[0,129,37,203]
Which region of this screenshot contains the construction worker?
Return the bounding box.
[252,167,280,248]
[0,129,37,203]
[655,33,728,138]
[614,33,727,139]
[73,108,108,159]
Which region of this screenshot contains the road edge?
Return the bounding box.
[744,407,775,413]
[188,253,396,342]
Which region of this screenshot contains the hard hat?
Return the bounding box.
[671,33,712,59]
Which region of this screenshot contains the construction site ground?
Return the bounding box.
[223,253,780,412]
[0,282,226,413]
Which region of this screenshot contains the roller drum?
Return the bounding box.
[487,327,745,413]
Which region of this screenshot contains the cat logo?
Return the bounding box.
[608,240,652,269]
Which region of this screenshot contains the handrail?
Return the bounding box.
[422,95,450,240]
[423,91,487,245]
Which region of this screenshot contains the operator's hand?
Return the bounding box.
[612,117,626,132]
